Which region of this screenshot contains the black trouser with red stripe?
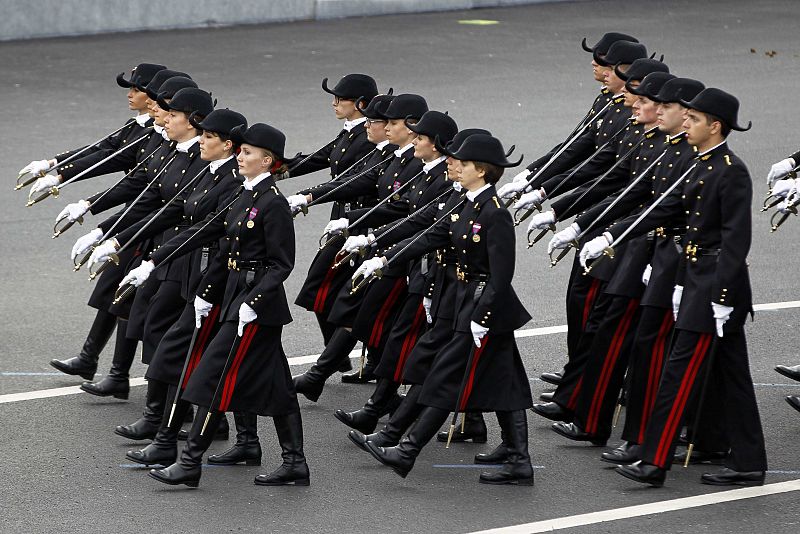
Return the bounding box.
[564,261,605,366]
[552,288,612,412]
[621,306,674,445]
[374,294,427,383]
[572,296,641,438]
[640,329,767,471]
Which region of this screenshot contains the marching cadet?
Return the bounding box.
[292,94,429,402]
[354,134,535,485]
[332,109,458,435]
[70,87,213,401]
[148,123,309,488]
[581,88,768,487]
[287,73,378,350]
[43,63,168,383]
[106,109,247,452]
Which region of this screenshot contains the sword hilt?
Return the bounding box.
[88,253,119,281]
[113,283,136,305]
[53,216,83,239]
[26,186,58,207]
[200,411,212,436]
[549,241,576,267]
[445,424,456,449]
[683,443,695,468]
[513,203,541,227]
[15,171,43,191]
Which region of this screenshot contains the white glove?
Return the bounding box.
[324,217,349,235]
[579,232,612,268]
[237,303,258,336]
[513,188,546,210]
[470,321,489,348]
[194,296,213,328]
[527,210,557,233]
[642,264,652,286]
[286,194,308,214]
[88,239,119,267]
[767,157,795,187]
[342,234,374,253]
[711,302,733,337]
[672,285,684,321]
[119,260,155,288]
[496,169,531,199]
[547,222,580,254]
[771,178,795,198]
[71,228,103,261]
[29,173,60,195]
[352,256,385,280]
[56,200,90,223]
[423,297,433,324]
[19,159,52,176]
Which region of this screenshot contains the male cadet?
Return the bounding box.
[581,88,768,487]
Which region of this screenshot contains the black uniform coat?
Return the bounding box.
[607,143,753,334]
[181,175,298,415]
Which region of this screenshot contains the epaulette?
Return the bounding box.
[493,196,500,208]
[724,155,732,166]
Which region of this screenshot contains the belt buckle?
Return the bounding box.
[228,258,237,270]
[457,267,465,282]
[685,244,698,263]
[655,227,666,238]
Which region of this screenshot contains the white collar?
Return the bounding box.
[175,136,200,154]
[154,124,169,140]
[698,140,727,157]
[243,171,271,191]
[134,113,151,127]
[343,117,367,132]
[612,93,624,99]
[451,180,463,192]
[466,183,491,201]
[667,131,686,142]
[394,143,415,158]
[423,155,447,174]
[376,140,391,150]
[209,155,234,174]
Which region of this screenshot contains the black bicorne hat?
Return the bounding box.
[652,77,705,104]
[157,87,215,118]
[189,109,247,137]
[355,90,394,120]
[322,74,378,101]
[383,94,428,121]
[680,88,752,132]
[616,58,669,83]
[434,128,491,156]
[628,72,676,99]
[582,32,639,54]
[406,111,459,147]
[595,41,648,67]
[446,134,523,168]
[144,69,192,99]
[116,63,167,90]
[230,123,287,160]
[151,76,197,101]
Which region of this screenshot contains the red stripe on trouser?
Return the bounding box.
[368,278,406,348]
[585,299,639,433]
[313,265,337,313]
[182,305,220,389]
[459,336,489,411]
[218,324,258,412]
[567,376,583,410]
[638,310,674,443]
[653,333,712,467]
[393,302,427,382]
[582,279,601,329]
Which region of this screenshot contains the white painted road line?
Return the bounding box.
[469,479,800,534]
[2,299,798,406]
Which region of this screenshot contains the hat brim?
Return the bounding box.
[446,146,524,168]
[581,37,593,53]
[156,93,172,112]
[679,99,752,131]
[116,72,135,89]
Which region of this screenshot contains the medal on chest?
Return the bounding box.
[246,207,259,229]
[471,222,482,243]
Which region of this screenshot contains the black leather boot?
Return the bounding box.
[254,412,310,486]
[334,378,401,434]
[601,441,641,465]
[115,379,168,440]
[479,410,534,485]
[436,412,488,443]
[50,309,116,380]
[126,387,188,467]
[348,385,424,452]
[149,406,223,488]
[364,406,448,478]
[209,412,262,465]
[177,414,230,441]
[80,319,136,400]
[293,328,357,402]
[475,414,510,464]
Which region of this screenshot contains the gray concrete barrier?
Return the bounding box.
[0,0,574,41]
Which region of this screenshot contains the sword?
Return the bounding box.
[201,329,248,436]
[15,122,131,190]
[27,130,152,206]
[287,133,344,173]
[446,343,480,448]
[583,162,698,275]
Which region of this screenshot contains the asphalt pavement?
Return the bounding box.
[1,1,799,532]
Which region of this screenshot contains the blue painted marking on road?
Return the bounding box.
[119,463,227,469]
[1,372,65,376]
[767,470,800,475]
[433,464,545,469]
[753,383,800,387]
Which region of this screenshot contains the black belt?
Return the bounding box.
[685,244,720,262]
[655,227,684,237]
[456,266,490,283]
[227,258,266,271]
